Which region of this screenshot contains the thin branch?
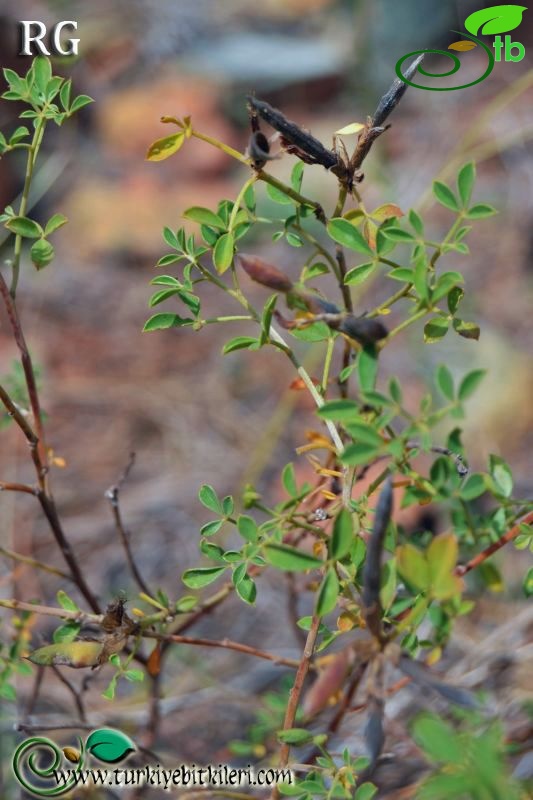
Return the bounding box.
[51,665,87,723]
[144,632,303,670]
[0,480,37,495]
[0,598,101,624]
[0,546,72,581]
[105,452,154,598]
[455,510,533,577]
[275,613,322,792]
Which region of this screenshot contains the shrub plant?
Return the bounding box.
[0,56,531,799]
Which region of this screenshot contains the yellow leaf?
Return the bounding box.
[335,122,365,135]
[146,133,184,162]
[370,203,405,222]
[427,533,458,586]
[448,40,477,51]
[26,641,104,668]
[396,543,430,592]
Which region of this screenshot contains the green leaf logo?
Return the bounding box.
[85,729,136,764]
[465,5,527,36]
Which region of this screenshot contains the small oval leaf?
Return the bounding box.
[448,40,477,51]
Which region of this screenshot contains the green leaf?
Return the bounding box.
[460,473,487,500]
[458,369,486,401]
[453,319,480,340]
[341,441,382,466]
[457,162,476,208]
[69,95,94,114]
[266,182,293,205]
[31,239,54,270]
[33,56,52,93]
[183,207,225,229]
[235,573,257,605]
[427,534,461,600]
[357,346,378,392]
[327,218,373,255]
[182,566,226,588]
[411,714,464,762]
[200,519,224,537]
[44,213,68,236]
[465,5,527,36]
[489,455,513,497]
[316,567,339,615]
[409,209,424,236]
[146,133,184,162]
[286,232,303,247]
[222,336,258,354]
[436,364,454,401]
[291,161,304,191]
[53,621,81,643]
[432,181,460,212]
[387,267,414,283]
[388,376,403,405]
[317,400,358,422]
[282,463,298,496]
[330,508,353,560]
[5,216,42,238]
[85,729,136,764]
[237,515,258,543]
[424,317,449,343]
[213,232,235,273]
[57,590,80,612]
[124,669,144,682]
[264,544,322,572]
[396,543,430,592]
[345,421,384,448]
[466,203,498,219]
[143,313,191,332]
[277,728,313,745]
[198,484,223,513]
[355,784,378,800]
[344,262,375,285]
[523,566,533,597]
[447,286,464,315]
[382,227,415,242]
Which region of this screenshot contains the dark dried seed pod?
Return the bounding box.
[364,696,385,766]
[373,54,425,128]
[362,476,393,638]
[398,655,479,709]
[236,254,293,293]
[339,315,388,346]
[247,131,272,169]
[303,295,341,316]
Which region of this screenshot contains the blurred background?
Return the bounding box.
[0,0,532,796]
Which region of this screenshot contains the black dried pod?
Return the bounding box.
[339,315,388,346]
[247,95,340,172]
[373,54,425,128]
[247,130,277,170]
[399,655,479,709]
[364,696,385,766]
[362,477,393,639]
[303,294,341,315]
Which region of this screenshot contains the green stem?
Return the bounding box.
[383,307,428,342]
[321,337,335,394]
[10,117,46,297]
[228,175,257,232]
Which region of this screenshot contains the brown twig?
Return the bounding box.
[455,510,533,576]
[105,452,154,598]
[0,480,37,495]
[0,598,101,623]
[144,632,303,670]
[0,273,101,615]
[0,546,72,581]
[51,665,87,722]
[274,614,322,796]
